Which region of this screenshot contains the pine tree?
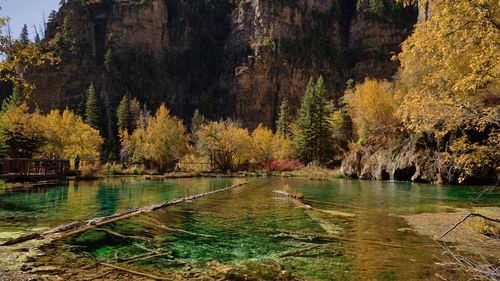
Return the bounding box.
[34,33,40,43]
[85,83,100,130]
[1,87,23,111]
[48,10,56,22]
[356,0,363,13]
[369,0,385,16]
[276,97,292,139]
[294,78,316,163]
[129,97,141,131]
[190,109,206,142]
[104,48,113,73]
[293,76,334,164]
[20,24,29,45]
[312,76,334,164]
[62,17,71,43]
[59,0,66,6]
[117,96,130,130]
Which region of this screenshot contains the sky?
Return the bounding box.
[0,0,60,40]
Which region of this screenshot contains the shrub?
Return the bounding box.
[258,160,302,172]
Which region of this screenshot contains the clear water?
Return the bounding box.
[0,177,498,280]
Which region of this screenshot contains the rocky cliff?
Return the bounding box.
[25,0,416,131]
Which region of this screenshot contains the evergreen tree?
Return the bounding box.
[59,0,66,6]
[294,78,316,163]
[104,48,113,73]
[2,87,23,111]
[369,0,385,16]
[276,97,292,139]
[190,109,206,142]
[293,76,334,164]
[62,17,71,43]
[20,24,29,45]
[85,83,100,130]
[34,33,40,43]
[48,10,56,22]
[356,0,363,13]
[129,97,141,131]
[116,96,130,130]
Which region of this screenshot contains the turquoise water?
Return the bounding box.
[0,177,498,280]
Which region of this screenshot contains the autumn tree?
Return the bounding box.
[197,120,253,171]
[252,124,293,165]
[0,17,59,94]
[0,104,44,158]
[39,109,103,161]
[294,76,334,164]
[85,83,100,130]
[344,78,399,142]
[116,96,130,130]
[120,104,189,171]
[396,0,499,182]
[276,97,292,139]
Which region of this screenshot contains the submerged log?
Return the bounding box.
[260,228,406,248]
[100,262,172,280]
[2,181,247,246]
[279,244,321,257]
[272,190,365,210]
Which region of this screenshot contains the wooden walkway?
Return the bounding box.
[0,158,70,181]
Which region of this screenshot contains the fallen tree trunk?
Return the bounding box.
[2,181,247,246]
[272,190,365,210]
[260,228,406,248]
[439,212,500,239]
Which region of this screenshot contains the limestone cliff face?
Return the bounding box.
[28,0,417,129]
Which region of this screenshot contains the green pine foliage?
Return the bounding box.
[104,48,113,73]
[293,76,334,165]
[369,0,385,16]
[190,109,206,142]
[116,96,130,130]
[85,83,100,130]
[20,24,29,45]
[129,97,141,132]
[276,97,292,139]
[1,88,23,112]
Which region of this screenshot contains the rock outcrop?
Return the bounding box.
[26,0,417,129]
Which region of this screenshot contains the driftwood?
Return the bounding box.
[2,181,247,246]
[272,190,364,210]
[438,212,500,239]
[100,262,172,280]
[260,228,406,248]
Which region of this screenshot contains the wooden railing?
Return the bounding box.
[0,158,70,180]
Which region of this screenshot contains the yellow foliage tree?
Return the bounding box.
[39,109,103,161]
[397,0,499,182]
[251,124,293,165]
[344,78,400,141]
[120,104,190,171]
[0,103,45,157]
[197,120,253,171]
[0,18,59,95]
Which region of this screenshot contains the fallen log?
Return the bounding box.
[2,181,247,246]
[272,190,365,210]
[260,228,406,248]
[100,262,172,280]
[140,217,216,238]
